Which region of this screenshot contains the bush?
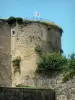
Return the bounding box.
[35,45,42,55]
[67,53,75,70]
[7,16,24,25]
[62,70,75,82]
[7,16,16,25]
[62,53,75,82]
[36,52,75,81]
[16,17,23,24]
[36,52,67,75]
[68,59,75,69]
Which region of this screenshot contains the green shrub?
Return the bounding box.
[66,53,75,71]
[7,16,24,25]
[7,16,16,25]
[36,52,67,75]
[62,70,75,82]
[35,49,75,81]
[62,53,75,82]
[16,17,23,24]
[68,59,75,69]
[70,53,75,60]
[35,45,42,55]
[12,57,21,74]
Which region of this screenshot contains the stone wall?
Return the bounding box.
[0,21,61,87]
[11,22,61,86]
[18,73,75,100]
[0,87,55,100]
[0,20,11,87]
[1,20,71,100]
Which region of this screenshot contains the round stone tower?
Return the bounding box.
[11,20,63,86]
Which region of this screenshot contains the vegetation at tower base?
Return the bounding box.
[12,56,21,74]
[35,45,42,55]
[35,48,75,82]
[36,52,67,76]
[62,53,75,82]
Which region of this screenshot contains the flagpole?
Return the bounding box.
[35,11,40,21]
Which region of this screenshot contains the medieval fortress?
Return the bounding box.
[0,18,75,100]
[0,18,62,87]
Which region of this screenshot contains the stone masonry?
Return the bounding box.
[11,22,61,86]
[0,20,11,87]
[1,19,75,100]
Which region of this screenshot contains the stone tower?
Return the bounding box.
[0,19,63,87]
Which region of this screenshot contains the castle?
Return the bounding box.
[0,19,62,87]
[1,18,75,100]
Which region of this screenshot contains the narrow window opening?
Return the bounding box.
[12,31,15,35]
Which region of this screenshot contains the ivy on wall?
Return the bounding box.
[12,56,21,74]
[35,45,42,55]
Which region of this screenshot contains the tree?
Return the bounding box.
[16,17,23,24]
[7,16,16,25]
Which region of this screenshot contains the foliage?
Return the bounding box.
[35,45,42,55]
[24,20,33,24]
[62,70,75,82]
[7,16,63,34]
[12,57,21,74]
[16,17,23,24]
[36,52,75,82]
[7,16,24,25]
[62,53,75,82]
[7,16,16,25]
[36,52,67,75]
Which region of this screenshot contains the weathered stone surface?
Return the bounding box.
[11,22,61,86]
[1,20,75,100]
[57,95,67,100]
[0,20,11,87]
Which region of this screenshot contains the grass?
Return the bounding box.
[16,85,52,89]
[40,21,63,33]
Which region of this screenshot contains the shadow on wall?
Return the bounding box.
[0,20,12,86]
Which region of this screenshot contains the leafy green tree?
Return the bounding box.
[7,16,16,25]
[16,17,23,24]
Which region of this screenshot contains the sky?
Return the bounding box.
[0,0,75,57]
